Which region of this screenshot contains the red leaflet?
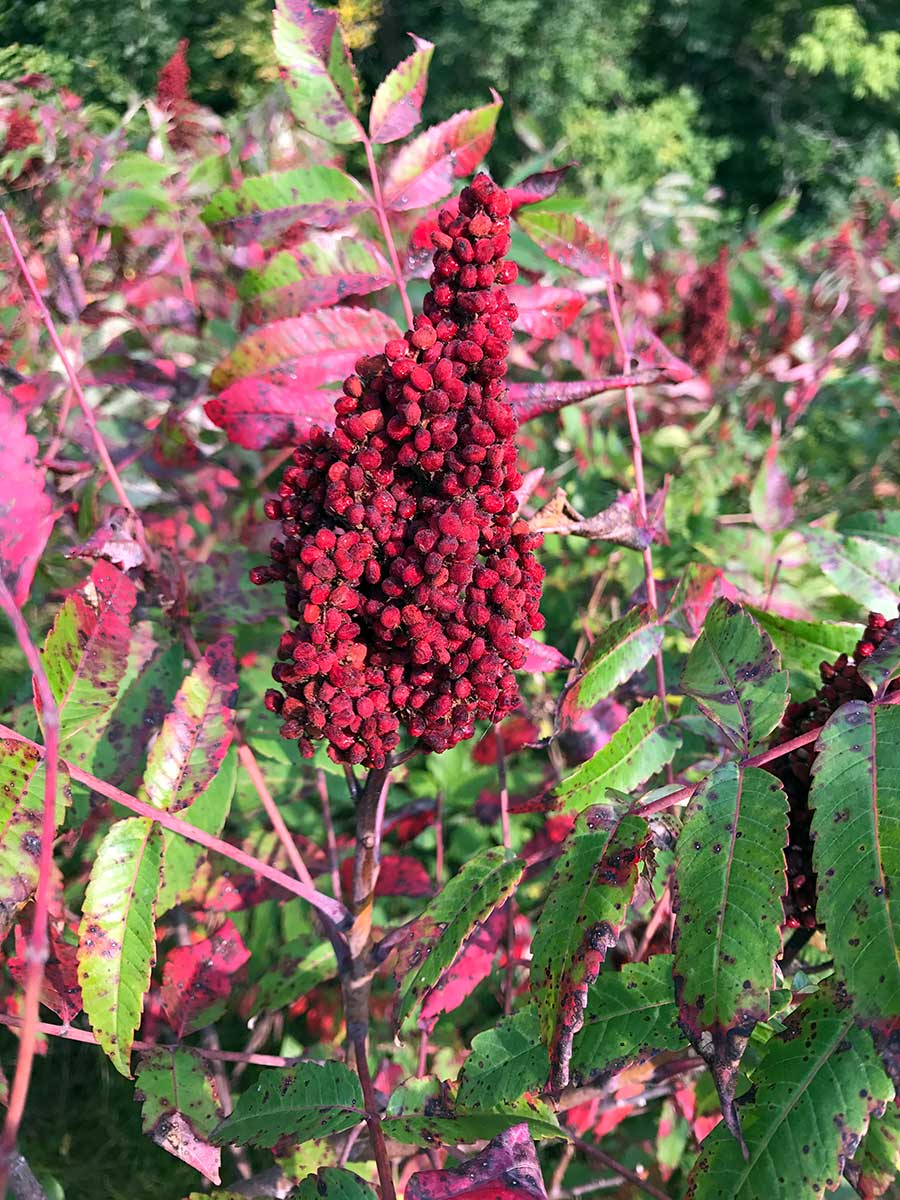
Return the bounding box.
[8,922,82,1023]
[369,34,435,144]
[505,164,576,212]
[340,852,432,898]
[407,1123,547,1200]
[161,920,250,1038]
[205,378,340,450]
[508,285,585,340]
[203,872,281,913]
[383,97,502,211]
[419,908,504,1022]
[521,638,571,672]
[472,715,539,764]
[67,508,146,572]
[0,387,55,605]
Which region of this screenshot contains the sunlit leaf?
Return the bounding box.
[272,0,362,144]
[516,210,613,280]
[213,1061,363,1147]
[201,166,370,243]
[805,527,900,612]
[576,605,664,709]
[369,34,434,144]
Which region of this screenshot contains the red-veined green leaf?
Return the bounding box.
[530,809,649,1089]
[811,701,900,1081]
[0,739,70,938]
[239,237,392,326]
[673,763,788,1142]
[555,698,680,813]
[687,985,892,1200]
[0,388,55,606]
[272,0,363,143]
[135,1047,224,1183]
[41,561,137,763]
[138,636,237,814]
[749,608,863,691]
[383,97,502,211]
[515,210,613,280]
[77,816,164,1076]
[212,1061,363,1147]
[681,598,788,754]
[369,34,434,144]
[394,846,523,1029]
[201,166,370,243]
[507,285,585,340]
[576,604,664,709]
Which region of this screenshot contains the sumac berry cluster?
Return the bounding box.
[681,247,730,372]
[252,174,544,769]
[769,608,899,928]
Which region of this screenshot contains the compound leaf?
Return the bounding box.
[213,1061,363,1148]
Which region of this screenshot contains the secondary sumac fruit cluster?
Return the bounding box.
[252,173,544,769]
[769,608,899,928]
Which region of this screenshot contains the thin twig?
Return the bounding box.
[0,722,351,929]
[318,768,343,903]
[0,585,59,1195]
[605,279,671,766]
[237,742,316,890]
[362,137,414,330]
[571,1137,671,1200]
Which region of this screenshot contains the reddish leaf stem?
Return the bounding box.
[0,583,60,1195]
[349,1025,397,1200]
[363,137,415,330]
[0,209,152,564]
[604,279,671,734]
[0,722,351,929]
[236,741,316,890]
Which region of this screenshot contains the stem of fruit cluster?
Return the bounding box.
[0,210,152,565]
[363,137,415,331]
[604,280,671,732]
[0,584,60,1196]
[0,722,351,928]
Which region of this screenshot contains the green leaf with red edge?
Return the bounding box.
[382,96,502,211]
[239,237,392,327]
[406,1122,549,1200]
[673,763,788,1142]
[369,34,434,144]
[212,1061,363,1147]
[810,701,900,1082]
[0,388,55,606]
[295,1169,377,1200]
[457,1005,549,1109]
[804,527,900,612]
[569,956,684,1086]
[529,808,649,1090]
[507,285,585,340]
[161,919,250,1037]
[555,698,681,814]
[77,816,164,1076]
[137,636,237,814]
[576,604,664,710]
[847,1099,900,1199]
[0,739,70,939]
[272,0,362,143]
[857,625,900,699]
[40,561,137,761]
[687,984,893,1200]
[515,210,614,280]
[681,598,788,754]
[210,308,401,394]
[135,1047,224,1183]
[200,166,370,243]
[394,846,523,1030]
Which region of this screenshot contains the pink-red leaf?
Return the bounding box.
[0,387,54,606]
[9,921,81,1023]
[138,636,238,813]
[161,919,250,1038]
[505,164,576,212]
[205,378,340,450]
[383,96,502,211]
[369,34,434,144]
[407,1123,547,1200]
[516,210,614,280]
[419,909,504,1023]
[339,853,432,898]
[521,638,572,673]
[508,285,585,340]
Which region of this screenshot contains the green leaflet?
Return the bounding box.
[383,1077,563,1145]
[530,811,649,1089]
[749,608,863,691]
[673,764,788,1132]
[811,702,900,1029]
[213,1062,363,1148]
[570,956,684,1085]
[135,1047,223,1183]
[805,527,900,612]
[687,986,893,1199]
[457,1006,549,1109]
[201,166,370,241]
[295,1169,377,1200]
[0,738,70,938]
[394,846,523,1029]
[253,936,337,1014]
[556,698,680,813]
[576,605,664,709]
[78,817,164,1076]
[682,599,788,753]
